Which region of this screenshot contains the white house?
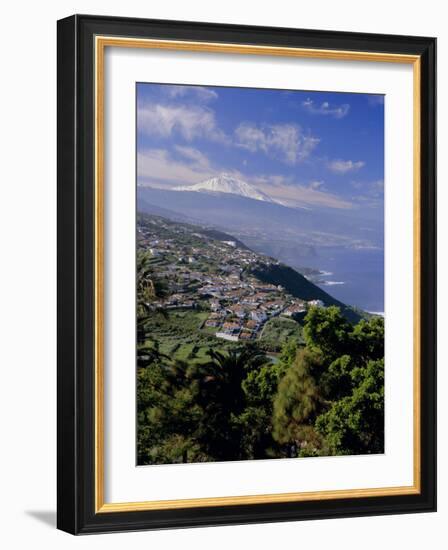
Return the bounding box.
[251,310,268,323]
[308,299,325,308]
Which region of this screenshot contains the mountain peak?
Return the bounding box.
[174,173,274,203]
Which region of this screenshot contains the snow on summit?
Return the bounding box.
[174,173,274,203]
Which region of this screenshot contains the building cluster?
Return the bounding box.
[138,216,325,342]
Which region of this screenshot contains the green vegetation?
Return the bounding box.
[138,306,384,464]
[258,317,304,352]
[136,213,384,464]
[272,307,384,457]
[139,309,240,363]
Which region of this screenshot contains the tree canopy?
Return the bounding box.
[137,306,384,464]
[272,307,384,456]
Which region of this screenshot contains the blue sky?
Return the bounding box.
[137,83,384,212]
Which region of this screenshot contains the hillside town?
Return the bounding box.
[138,214,325,343]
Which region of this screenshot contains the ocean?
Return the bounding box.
[292,246,385,314]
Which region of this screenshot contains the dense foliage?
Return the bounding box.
[137,300,384,464]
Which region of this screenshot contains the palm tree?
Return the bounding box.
[192,346,268,460]
[136,249,169,350]
[137,339,169,369]
[200,347,266,408]
[137,250,168,315]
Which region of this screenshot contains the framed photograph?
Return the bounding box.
[57,14,436,534]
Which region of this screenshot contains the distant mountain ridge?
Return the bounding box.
[174,173,274,203]
[137,186,382,250]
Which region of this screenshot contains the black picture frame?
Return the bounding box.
[57,14,436,534]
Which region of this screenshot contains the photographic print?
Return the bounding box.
[58,16,436,533]
[136,83,385,465]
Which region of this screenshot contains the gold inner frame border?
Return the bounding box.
[94,36,421,513]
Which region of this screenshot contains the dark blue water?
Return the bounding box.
[293,247,384,313]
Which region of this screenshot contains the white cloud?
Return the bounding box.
[308,180,324,190]
[374,179,384,191]
[137,101,320,164]
[302,98,350,119]
[235,122,319,165]
[248,174,352,209]
[163,85,218,102]
[328,159,365,174]
[137,103,229,143]
[138,148,214,187]
[367,95,385,107]
[350,181,363,190]
[174,145,211,169]
[351,179,384,206]
[137,149,352,210]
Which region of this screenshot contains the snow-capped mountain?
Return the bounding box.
[174,173,274,203]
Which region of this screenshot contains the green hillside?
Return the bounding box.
[250,263,362,323]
